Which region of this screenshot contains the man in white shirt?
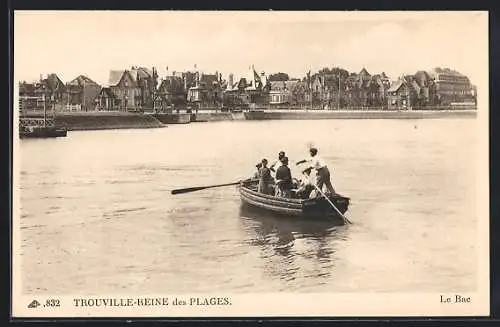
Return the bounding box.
[296,147,336,195]
[295,167,316,199]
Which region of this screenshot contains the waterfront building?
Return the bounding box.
[386,75,419,110]
[182,71,198,90]
[370,72,391,108]
[223,73,247,108]
[223,66,269,109]
[342,69,391,109]
[96,87,118,111]
[309,67,388,110]
[428,68,475,105]
[344,68,371,108]
[269,80,293,107]
[187,71,224,109]
[129,66,158,109]
[200,72,224,107]
[322,74,343,109]
[187,72,202,104]
[102,70,141,110]
[243,66,269,107]
[310,75,323,108]
[65,75,101,111]
[34,74,66,111]
[156,72,187,110]
[18,81,39,111]
[268,80,309,108]
[412,70,438,108]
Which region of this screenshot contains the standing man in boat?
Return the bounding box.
[296,147,336,195]
[257,159,272,195]
[253,162,262,180]
[270,151,286,173]
[275,156,293,198]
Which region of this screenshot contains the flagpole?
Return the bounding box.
[308,67,312,112]
[338,73,340,110]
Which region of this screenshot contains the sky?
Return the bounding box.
[14,11,487,86]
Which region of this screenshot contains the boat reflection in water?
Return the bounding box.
[239,203,348,290]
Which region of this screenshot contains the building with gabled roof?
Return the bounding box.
[157,74,186,109]
[34,73,66,104]
[187,71,224,108]
[65,75,101,111]
[223,66,270,108]
[268,79,309,107]
[100,69,140,110]
[387,75,420,109]
[129,66,158,110]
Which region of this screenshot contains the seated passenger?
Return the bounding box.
[296,167,316,199]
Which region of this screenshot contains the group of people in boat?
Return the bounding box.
[252,147,336,199]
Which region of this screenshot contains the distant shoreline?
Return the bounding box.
[19,109,477,132]
[243,109,477,120]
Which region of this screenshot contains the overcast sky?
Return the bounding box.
[14,11,487,86]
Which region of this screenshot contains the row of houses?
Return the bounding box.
[18,66,477,112]
[19,73,102,112]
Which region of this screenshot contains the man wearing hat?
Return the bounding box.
[270,151,286,173]
[296,147,336,195]
[275,156,293,198]
[253,162,262,180]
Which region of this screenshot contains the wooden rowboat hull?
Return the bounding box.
[20,127,67,139]
[239,181,349,221]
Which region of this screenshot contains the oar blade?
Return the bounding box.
[171,186,206,195]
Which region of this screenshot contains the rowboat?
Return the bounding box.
[239,179,350,221]
[20,125,67,139]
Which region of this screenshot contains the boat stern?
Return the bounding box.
[302,195,350,220]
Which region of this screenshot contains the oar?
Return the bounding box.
[306,174,352,224]
[171,178,254,195]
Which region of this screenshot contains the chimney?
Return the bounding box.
[173,71,176,77]
[229,74,234,87]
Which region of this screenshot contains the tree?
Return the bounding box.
[268,72,290,82]
[311,67,350,85]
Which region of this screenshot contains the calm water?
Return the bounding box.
[18,119,478,294]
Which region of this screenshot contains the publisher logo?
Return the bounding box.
[27,300,40,309]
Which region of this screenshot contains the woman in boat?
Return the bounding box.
[257,159,272,195]
[275,156,293,198]
[296,147,336,196]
